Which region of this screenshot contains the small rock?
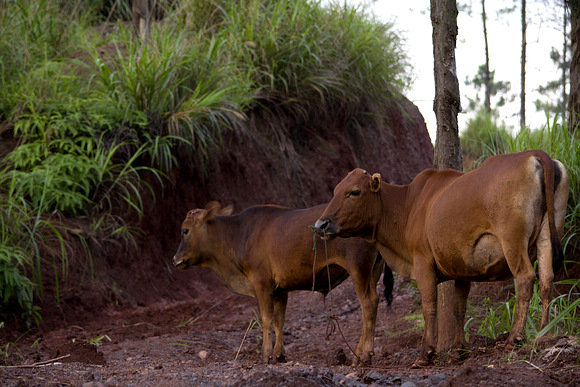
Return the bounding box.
[429,373,447,384]
[198,350,208,360]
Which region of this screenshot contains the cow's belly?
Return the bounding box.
[435,233,512,281]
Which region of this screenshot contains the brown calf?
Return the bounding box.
[173,202,387,364]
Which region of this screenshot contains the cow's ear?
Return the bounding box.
[219,204,234,216]
[204,201,222,221]
[370,173,381,192]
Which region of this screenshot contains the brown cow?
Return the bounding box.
[172,202,386,364]
[314,150,569,366]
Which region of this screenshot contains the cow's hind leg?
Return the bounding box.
[536,220,554,330]
[537,164,569,330]
[503,243,536,346]
[273,292,288,362]
[452,280,471,361]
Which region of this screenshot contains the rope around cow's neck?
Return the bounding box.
[309,225,367,366]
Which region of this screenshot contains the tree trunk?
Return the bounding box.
[563,10,569,116]
[132,0,152,42]
[520,0,527,130]
[430,0,463,352]
[482,0,491,113]
[569,0,580,131]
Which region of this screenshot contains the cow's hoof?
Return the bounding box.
[275,354,286,363]
[264,356,275,364]
[352,351,373,366]
[411,358,431,368]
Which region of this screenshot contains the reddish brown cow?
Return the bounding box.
[314,150,569,365]
[172,202,387,364]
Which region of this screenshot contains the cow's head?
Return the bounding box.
[314,168,382,240]
[172,201,233,269]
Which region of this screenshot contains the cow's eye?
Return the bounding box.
[349,189,361,197]
[182,229,189,235]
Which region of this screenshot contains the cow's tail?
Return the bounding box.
[536,150,565,273]
[382,258,394,306]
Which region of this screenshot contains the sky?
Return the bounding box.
[343,0,568,143]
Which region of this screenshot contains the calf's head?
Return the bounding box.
[172,201,233,269]
[315,168,382,240]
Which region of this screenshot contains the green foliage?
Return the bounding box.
[466,279,580,341]
[534,47,569,116]
[0,171,73,326]
[461,109,510,165]
[465,297,514,340]
[91,23,249,164]
[223,0,409,122]
[464,64,512,111]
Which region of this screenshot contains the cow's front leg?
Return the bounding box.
[272,292,288,363]
[350,267,380,366]
[252,280,275,364]
[414,256,438,366]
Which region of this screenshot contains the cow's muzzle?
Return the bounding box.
[314,218,337,239]
[172,256,189,270]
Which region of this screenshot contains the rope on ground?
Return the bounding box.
[309,225,367,366]
[0,354,71,368]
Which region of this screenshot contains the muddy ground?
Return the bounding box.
[1,270,579,386]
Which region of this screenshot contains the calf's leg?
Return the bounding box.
[252,280,275,363]
[273,292,288,362]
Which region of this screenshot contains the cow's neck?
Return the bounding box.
[373,183,416,278]
[200,217,255,298]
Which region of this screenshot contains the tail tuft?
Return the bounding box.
[552,234,564,273]
[383,264,394,306]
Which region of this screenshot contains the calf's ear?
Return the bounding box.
[370,173,381,192]
[204,201,222,221]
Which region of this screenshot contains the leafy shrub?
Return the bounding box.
[461,108,510,165]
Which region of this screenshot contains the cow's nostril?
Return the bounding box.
[314,219,328,232]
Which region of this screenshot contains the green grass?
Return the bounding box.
[465,279,580,342]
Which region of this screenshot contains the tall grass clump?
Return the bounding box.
[222,0,410,125]
[91,22,251,166]
[460,108,510,166]
[0,170,75,327]
[0,0,93,116]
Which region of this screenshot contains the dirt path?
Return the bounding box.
[1,275,579,386]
